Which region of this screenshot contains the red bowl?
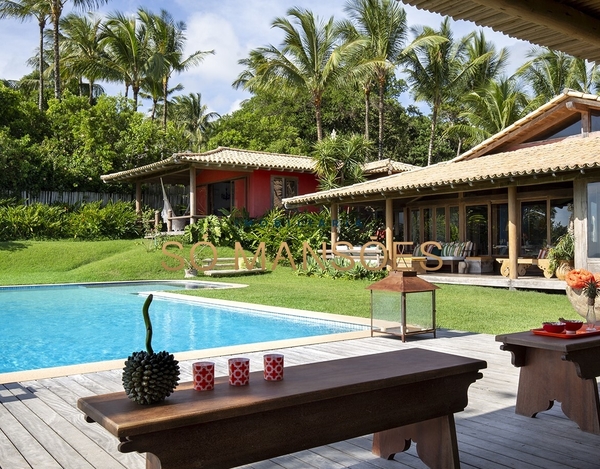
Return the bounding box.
[562,319,584,332]
[542,322,566,333]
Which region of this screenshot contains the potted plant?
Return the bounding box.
[548,231,574,279]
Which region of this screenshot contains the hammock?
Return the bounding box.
[160,179,187,231]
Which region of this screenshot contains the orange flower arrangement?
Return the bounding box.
[565,269,597,289]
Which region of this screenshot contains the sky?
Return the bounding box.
[0,0,533,116]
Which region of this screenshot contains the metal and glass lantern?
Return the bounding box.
[367,270,439,342]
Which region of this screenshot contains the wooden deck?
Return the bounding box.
[422,272,566,291]
[1,330,598,468]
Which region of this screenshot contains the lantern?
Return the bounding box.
[367,270,439,342]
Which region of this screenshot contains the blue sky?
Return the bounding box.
[0,0,532,116]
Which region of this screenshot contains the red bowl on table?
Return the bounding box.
[561,319,584,333]
[542,322,566,333]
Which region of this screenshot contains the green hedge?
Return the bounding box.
[0,201,142,241]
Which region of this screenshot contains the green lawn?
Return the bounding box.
[0,239,575,335]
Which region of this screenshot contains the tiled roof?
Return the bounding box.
[362,158,419,175]
[101,147,316,182]
[101,147,415,183]
[283,132,600,207]
[401,0,600,63]
[454,90,600,162]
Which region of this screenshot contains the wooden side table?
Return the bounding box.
[496,330,600,434]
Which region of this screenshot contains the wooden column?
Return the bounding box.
[385,198,394,264]
[508,185,518,279]
[189,166,197,225]
[135,181,142,217]
[331,203,338,246]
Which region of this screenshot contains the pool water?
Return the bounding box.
[0,282,366,373]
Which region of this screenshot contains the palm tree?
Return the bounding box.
[101,11,150,109]
[140,8,214,129]
[170,92,220,150]
[0,0,51,109]
[465,30,509,91]
[45,0,108,100]
[340,0,407,160]
[403,18,488,165]
[59,12,106,103]
[313,133,372,190]
[517,47,600,105]
[447,77,529,146]
[236,7,362,142]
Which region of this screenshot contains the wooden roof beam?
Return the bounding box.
[471,0,600,49]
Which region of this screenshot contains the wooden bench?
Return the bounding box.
[78,349,486,469]
[318,245,383,267]
[496,258,552,278]
[202,257,264,277]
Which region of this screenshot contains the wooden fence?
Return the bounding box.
[4,186,189,211]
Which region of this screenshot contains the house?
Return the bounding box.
[100,146,413,225]
[283,90,600,278]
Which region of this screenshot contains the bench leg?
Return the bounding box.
[372,414,460,468]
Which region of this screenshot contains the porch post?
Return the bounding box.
[331,203,339,246]
[508,185,518,279]
[385,198,393,266]
[135,181,142,217]
[189,166,197,225]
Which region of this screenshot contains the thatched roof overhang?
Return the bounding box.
[399,0,600,63]
[283,132,600,208]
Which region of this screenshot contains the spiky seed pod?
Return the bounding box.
[122,295,180,405]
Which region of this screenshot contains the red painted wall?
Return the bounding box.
[195,168,319,218]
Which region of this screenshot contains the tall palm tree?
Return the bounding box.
[517,47,600,106]
[447,77,529,146]
[465,30,509,91]
[0,0,51,109]
[45,0,108,100]
[170,92,220,150]
[340,0,407,160]
[101,11,150,109]
[140,8,214,129]
[59,12,106,103]
[403,18,488,165]
[237,7,362,142]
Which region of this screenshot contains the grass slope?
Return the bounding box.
[0,240,574,334]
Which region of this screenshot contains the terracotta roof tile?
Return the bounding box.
[284,132,600,207]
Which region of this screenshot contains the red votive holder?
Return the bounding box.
[192,361,215,391]
[228,357,250,386]
[263,353,284,381]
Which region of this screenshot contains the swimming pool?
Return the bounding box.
[0,281,369,374]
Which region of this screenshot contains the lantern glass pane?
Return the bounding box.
[371,291,399,324]
[405,291,434,330]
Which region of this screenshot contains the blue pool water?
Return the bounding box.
[0,282,366,373]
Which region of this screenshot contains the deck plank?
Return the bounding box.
[1,331,600,469]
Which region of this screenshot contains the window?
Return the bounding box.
[435,207,445,242]
[492,204,508,255]
[521,201,547,257]
[466,205,489,255]
[272,176,298,208]
[410,209,420,243]
[588,183,600,257]
[449,206,459,242]
[550,200,572,245]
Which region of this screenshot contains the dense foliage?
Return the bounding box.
[0,200,141,241]
[3,2,600,199]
